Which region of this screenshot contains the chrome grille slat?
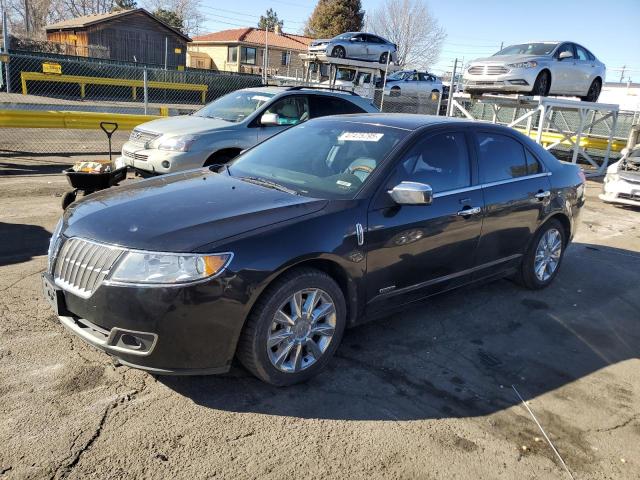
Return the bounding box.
[52,238,124,299]
[468,65,509,75]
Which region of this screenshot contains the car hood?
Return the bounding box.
[470,54,546,64]
[310,39,331,46]
[136,115,238,136]
[62,170,327,252]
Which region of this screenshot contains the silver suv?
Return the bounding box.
[120,87,378,175]
[463,41,606,102]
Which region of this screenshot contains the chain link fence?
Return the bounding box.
[0,51,262,156]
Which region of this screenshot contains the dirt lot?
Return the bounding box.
[0,156,638,479]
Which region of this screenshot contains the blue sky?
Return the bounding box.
[198,0,640,82]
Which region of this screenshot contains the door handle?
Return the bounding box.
[535,190,551,200]
[457,206,481,216]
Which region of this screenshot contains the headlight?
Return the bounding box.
[506,61,538,69]
[108,251,232,285]
[152,135,198,152]
[47,218,63,272]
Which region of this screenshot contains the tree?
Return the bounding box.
[304,0,363,39]
[258,8,283,31]
[113,0,137,10]
[153,8,184,33]
[366,0,446,69]
[143,0,204,36]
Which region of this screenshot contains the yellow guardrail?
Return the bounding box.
[516,128,625,153]
[0,109,161,130]
[20,71,209,103]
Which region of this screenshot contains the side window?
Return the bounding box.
[525,149,542,175]
[418,73,428,81]
[586,49,595,61]
[575,45,589,61]
[309,96,366,117]
[556,43,574,59]
[398,132,471,193]
[264,96,309,126]
[476,132,528,182]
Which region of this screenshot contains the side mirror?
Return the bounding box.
[558,51,573,60]
[260,113,279,126]
[388,181,433,205]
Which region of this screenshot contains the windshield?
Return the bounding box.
[494,43,558,56]
[193,91,274,123]
[336,69,355,81]
[334,32,356,40]
[228,120,409,199]
[387,71,411,80]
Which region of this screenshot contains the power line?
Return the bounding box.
[200,5,306,25]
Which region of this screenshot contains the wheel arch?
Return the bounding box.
[245,257,359,330]
[539,212,572,246]
[204,147,243,166]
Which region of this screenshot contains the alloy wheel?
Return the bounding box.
[267,288,336,373]
[534,228,562,282]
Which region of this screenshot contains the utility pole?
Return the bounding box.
[24,0,30,34]
[263,27,269,84]
[619,65,626,83]
[1,3,10,93]
[164,37,168,70]
[500,41,504,51]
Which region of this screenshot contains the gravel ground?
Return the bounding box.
[0,157,638,479]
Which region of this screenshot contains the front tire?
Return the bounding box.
[515,219,566,290]
[236,268,347,386]
[531,70,551,97]
[331,46,346,59]
[581,79,601,102]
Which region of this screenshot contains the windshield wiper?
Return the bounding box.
[238,176,299,195]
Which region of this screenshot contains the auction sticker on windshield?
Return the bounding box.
[338,132,384,142]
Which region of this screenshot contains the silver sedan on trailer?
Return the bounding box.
[463,41,606,102]
[308,32,398,64]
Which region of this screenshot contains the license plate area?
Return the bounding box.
[42,274,68,316]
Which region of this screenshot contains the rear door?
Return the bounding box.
[472,129,552,278]
[573,44,595,95]
[365,129,484,311]
[308,95,367,118]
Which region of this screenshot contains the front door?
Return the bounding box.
[365,130,484,312]
[257,95,310,142]
[472,129,552,278]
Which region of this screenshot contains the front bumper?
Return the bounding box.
[463,68,540,93]
[44,271,248,374]
[120,141,207,174]
[600,173,640,206]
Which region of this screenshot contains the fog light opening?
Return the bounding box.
[121,334,143,350]
[161,160,171,169]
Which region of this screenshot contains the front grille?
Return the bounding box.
[468,65,509,75]
[129,129,160,147]
[619,193,640,201]
[53,238,125,298]
[486,65,509,75]
[123,150,149,161]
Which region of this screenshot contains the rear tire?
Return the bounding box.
[531,70,551,97]
[515,219,566,290]
[581,79,601,102]
[379,52,388,64]
[236,268,346,386]
[331,46,346,59]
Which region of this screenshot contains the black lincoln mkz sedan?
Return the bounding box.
[43,114,585,385]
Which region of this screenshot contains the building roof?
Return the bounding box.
[192,27,312,51]
[45,8,191,42]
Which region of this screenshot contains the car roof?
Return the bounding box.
[241,86,359,98]
[309,113,475,131]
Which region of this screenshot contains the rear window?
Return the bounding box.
[310,96,366,117]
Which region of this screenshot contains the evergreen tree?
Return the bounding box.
[305,0,364,38]
[258,9,284,31]
[153,8,185,34]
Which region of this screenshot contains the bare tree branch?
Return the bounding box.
[365,0,446,70]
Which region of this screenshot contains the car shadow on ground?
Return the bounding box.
[0,222,52,267]
[162,241,640,421]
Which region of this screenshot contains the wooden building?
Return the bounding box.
[45,9,191,67]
